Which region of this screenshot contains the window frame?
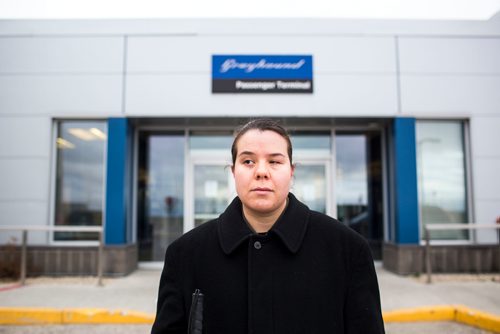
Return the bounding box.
[49,118,108,247]
[416,118,473,245]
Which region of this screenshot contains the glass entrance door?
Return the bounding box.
[192,164,235,228]
[136,126,385,262]
[335,131,383,259]
[189,159,330,229]
[292,162,329,215]
[137,132,185,262]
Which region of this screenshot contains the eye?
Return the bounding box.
[242,159,254,165]
[269,159,284,165]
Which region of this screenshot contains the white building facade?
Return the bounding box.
[0,16,499,275]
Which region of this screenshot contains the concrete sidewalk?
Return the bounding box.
[0,269,160,315]
[376,267,500,315]
[0,264,499,331]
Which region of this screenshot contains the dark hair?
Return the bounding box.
[231,119,293,166]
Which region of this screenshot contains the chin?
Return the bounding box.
[247,201,279,214]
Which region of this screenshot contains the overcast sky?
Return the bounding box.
[0,0,499,20]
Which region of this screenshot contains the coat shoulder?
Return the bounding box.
[167,219,219,254]
[307,210,370,248]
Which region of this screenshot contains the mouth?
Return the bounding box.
[251,187,273,192]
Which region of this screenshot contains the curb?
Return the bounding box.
[383,305,500,333]
[0,305,499,333]
[0,308,154,325]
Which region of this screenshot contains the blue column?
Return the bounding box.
[105,118,129,245]
[393,117,420,244]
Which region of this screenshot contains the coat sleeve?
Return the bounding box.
[344,240,385,334]
[151,244,187,334]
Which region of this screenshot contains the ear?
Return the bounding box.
[290,163,296,176]
[231,165,235,175]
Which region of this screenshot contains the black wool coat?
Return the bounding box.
[152,193,385,334]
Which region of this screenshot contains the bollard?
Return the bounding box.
[97,230,104,287]
[425,228,432,284]
[20,230,27,286]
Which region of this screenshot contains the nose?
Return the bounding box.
[255,162,269,179]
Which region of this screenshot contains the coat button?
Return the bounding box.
[254,241,262,249]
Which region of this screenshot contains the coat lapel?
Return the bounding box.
[217,193,310,255]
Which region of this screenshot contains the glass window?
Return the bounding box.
[189,132,235,231]
[138,132,185,261]
[291,131,331,158]
[416,121,469,240]
[189,131,233,168]
[335,131,384,260]
[291,132,331,151]
[54,121,107,241]
[189,131,233,150]
[293,164,327,214]
[335,135,369,228]
[194,165,233,227]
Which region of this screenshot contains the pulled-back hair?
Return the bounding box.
[231,119,293,166]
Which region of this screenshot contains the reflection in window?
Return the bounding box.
[194,165,232,227]
[138,133,185,261]
[416,121,468,240]
[54,121,107,241]
[189,131,233,150]
[293,165,327,214]
[292,132,331,163]
[335,135,368,231]
[292,132,331,151]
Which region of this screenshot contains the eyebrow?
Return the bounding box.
[238,151,286,158]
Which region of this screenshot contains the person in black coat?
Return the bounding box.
[152,119,385,334]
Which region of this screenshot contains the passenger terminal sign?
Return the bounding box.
[212,55,313,93]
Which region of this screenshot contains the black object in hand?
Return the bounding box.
[188,289,204,334]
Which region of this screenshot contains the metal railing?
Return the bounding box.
[0,225,104,286]
[424,223,500,284]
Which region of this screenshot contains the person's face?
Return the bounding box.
[232,129,294,218]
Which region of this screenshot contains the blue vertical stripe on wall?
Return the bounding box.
[393,118,420,244]
[105,118,128,245]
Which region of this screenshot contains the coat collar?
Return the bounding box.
[217,193,310,255]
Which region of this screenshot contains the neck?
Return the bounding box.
[242,199,288,233]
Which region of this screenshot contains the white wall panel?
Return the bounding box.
[472,158,500,202]
[125,73,398,116]
[0,201,49,244]
[0,37,124,73]
[469,116,500,243]
[0,159,49,201]
[0,117,51,157]
[127,36,396,73]
[474,200,500,244]
[399,37,500,74]
[0,75,123,115]
[470,116,500,158]
[400,75,500,115]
